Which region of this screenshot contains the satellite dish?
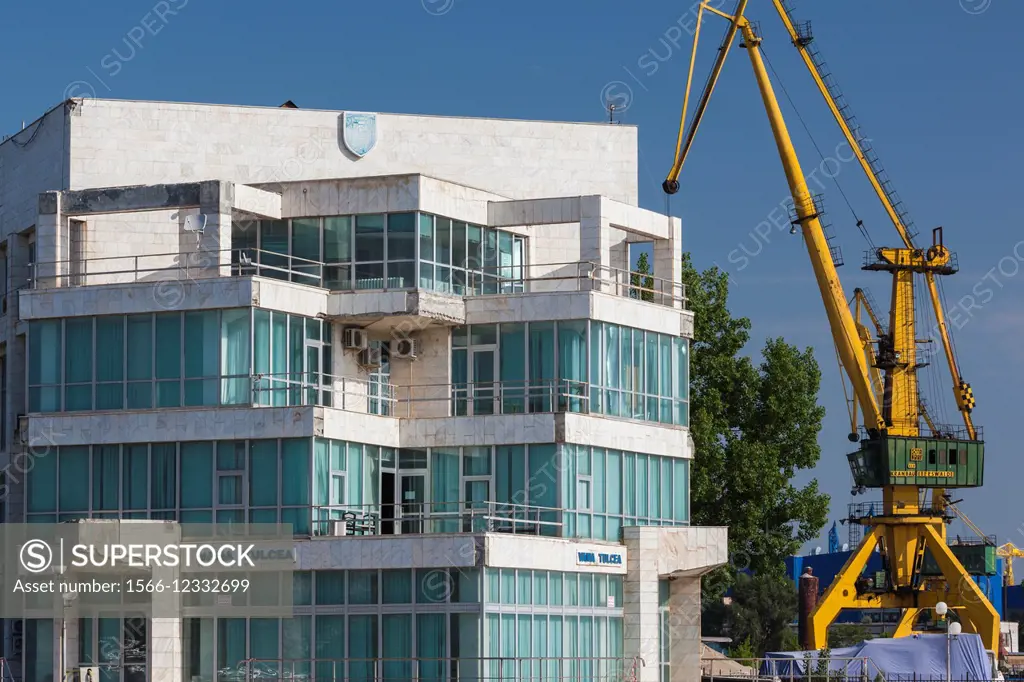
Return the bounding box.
[184,214,207,247]
[814,547,822,555]
[842,543,850,552]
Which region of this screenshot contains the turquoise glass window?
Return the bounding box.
[28,319,61,411]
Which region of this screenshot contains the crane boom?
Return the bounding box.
[769,0,977,440]
[663,4,883,432]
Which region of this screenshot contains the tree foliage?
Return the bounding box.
[680,254,830,635]
[828,622,873,649]
[708,572,799,657]
[630,251,655,302]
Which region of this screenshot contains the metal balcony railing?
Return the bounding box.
[28,251,687,309]
[308,500,564,538]
[235,656,640,681]
[396,379,590,419]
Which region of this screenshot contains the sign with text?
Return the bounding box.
[576,549,624,567]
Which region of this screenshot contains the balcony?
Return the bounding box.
[309,501,563,538]
[395,379,687,426]
[27,250,686,309]
[27,373,395,417]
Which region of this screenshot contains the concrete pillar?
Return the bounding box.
[192,180,234,279]
[150,618,183,682]
[623,527,661,682]
[653,216,683,308]
[35,191,64,289]
[149,557,184,675]
[52,607,79,682]
[579,197,608,296]
[668,576,702,682]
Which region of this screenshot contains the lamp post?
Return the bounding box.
[936,602,962,682]
[947,621,963,682]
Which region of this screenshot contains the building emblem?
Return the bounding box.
[342,112,378,158]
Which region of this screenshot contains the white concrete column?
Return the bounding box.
[653,216,683,308]
[148,535,183,681]
[189,180,234,279]
[35,191,64,288]
[579,197,607,295]
[150,618,183,682]
[52,608,79,682]
[623,527,662,682]
[668,576,702,682]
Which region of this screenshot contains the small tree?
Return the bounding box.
[730,636,757,661]
[630,251,655,301]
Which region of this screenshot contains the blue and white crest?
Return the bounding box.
[342,112,378,158]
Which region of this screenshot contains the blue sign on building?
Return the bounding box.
[577,551,623,566]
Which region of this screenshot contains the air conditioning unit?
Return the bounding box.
[390,338,419,360]
[358,347,381,369]
[343,328,369,350]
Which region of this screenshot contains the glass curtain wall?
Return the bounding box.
[417,214,524,295]
[24,438,386,537]
[451,321,688,425]
[26,439,688,542]
[179,568,480,681]
[559,445,689,541]
[483,568,624,680]
[232,214,526,294]
[28,310,332,413]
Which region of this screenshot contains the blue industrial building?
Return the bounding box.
[786,545,1009,626]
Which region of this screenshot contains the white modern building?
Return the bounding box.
[0,98,727,682]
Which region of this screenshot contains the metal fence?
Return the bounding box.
[226,656,646,681]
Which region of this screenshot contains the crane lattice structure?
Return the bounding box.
[662,0,998,656]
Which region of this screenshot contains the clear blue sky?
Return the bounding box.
[3,1,1022,552]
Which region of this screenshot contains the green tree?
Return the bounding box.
[630,251,655,302]
[680,253,830,629]
[828,622,872,648]
[705,572,798,656]
[730,636,757,661]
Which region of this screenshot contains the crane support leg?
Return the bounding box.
[893,607,919,637]
[923,524,1000,653]
[808,526,882,649]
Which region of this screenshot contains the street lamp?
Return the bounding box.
[947,621,963,682]
[935,599,962,682]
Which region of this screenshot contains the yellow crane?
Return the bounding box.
[663,0,999,655]
[998,543,1024,587]
[953,502,1022,587]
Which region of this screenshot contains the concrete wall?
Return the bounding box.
[67,99,639,204]
[0,103,69,239]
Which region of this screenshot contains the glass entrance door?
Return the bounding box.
[399,473,426,534]
[470,348,497,415]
